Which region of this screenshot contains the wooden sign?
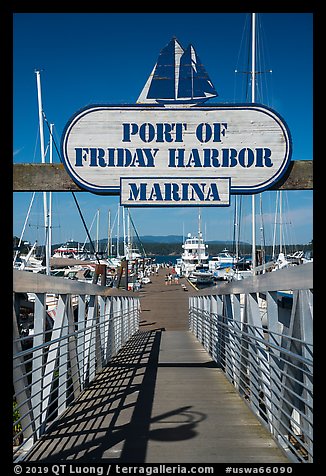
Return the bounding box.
[61,104,291,205]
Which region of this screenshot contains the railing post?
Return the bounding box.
[13,296,34,450]
[58,296,69,416]
[67,295,81,400]
[243,293,260,412]
[278,289,313,461]
[266,291,282,436]
[41,294,67,430]
[134,298,140,334]
[209,296,217,358]
[83,294,97,384]
[95,296,104,374]
[106,298,114,361]
[112,297,120,356]
[223,294,236,384]
[298,289,313,462]
[214,295,223,366]
[31,293,46,437]
[191,296,198,338]
[121,297,126,345]
[232,293,242,390]
[100,296,109,365]
[203,296,210,350]
[77,295,86,389]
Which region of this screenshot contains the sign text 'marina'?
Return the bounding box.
[120,178,230,207]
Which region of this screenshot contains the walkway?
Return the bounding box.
[24,271,289,463]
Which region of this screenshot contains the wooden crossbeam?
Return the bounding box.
[13,161,313,192]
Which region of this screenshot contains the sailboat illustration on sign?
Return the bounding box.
[137,37,218,105]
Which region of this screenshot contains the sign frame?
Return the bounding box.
[60,103,292,199]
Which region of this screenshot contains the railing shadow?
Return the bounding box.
[24,330,205,463]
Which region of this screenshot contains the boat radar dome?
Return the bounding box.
[137,37,218,105]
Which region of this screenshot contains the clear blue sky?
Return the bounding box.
[13,13,313,247]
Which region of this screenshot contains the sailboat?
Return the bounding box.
[137,37,218,105]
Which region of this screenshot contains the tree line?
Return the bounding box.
[13,236,313,258]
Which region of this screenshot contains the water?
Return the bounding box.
[153,254,257,265]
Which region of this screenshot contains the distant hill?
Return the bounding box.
[140,235,183,243]
[140,235,250,245]
[44,235,250,250]
[45,236,250,257]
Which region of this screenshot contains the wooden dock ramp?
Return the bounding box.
[25,272,289,463]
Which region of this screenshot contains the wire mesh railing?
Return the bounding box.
[13,271,140,460]
[189,263,313,463]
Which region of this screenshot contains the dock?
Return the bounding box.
[22,271,290,463]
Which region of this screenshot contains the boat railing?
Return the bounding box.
[13,270,140,460]
[189,262,313,463]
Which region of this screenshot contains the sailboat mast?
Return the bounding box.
[36,70,50,275]
[235,196,239,261]
[198,207,202,265]
[96,209,100,254]
[127,208,131,259]
[279,191,283,254]
[117,205,120,258]
[48,123,53,264]
[251,13,257,273]
[123,207,127,257]
[251,13,256,103]
[272,191,279,259]
[107,208,111,258]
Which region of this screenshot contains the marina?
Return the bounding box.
[14,266,310,463]
[13,12,313,466]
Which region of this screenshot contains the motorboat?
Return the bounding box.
[189,265,214,285]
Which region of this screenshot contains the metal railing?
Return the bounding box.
[189,263,313,463]
[13,270,140,460]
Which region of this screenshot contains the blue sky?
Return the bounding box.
[13,13,313,247]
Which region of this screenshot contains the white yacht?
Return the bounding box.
[179,234,213,286]
[180,232,209,278]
